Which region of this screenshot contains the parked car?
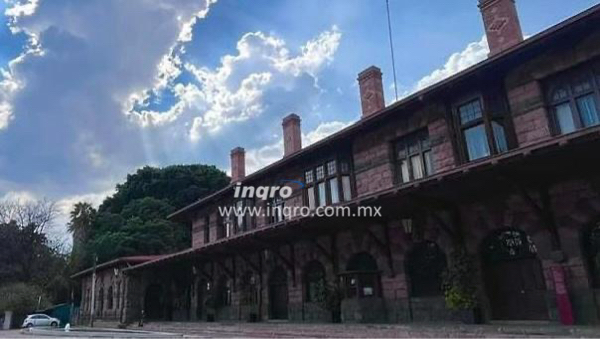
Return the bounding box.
[21,314,60,328]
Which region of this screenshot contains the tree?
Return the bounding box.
[84,164,228,264]
[0,199,70,305]
[67,202,96,271]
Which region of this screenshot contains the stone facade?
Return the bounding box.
[75,3,600,327]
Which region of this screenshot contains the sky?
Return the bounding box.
[0,0,599,242]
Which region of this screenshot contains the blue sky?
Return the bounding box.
[0,0,598,240]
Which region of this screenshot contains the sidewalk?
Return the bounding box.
[139,322,600,338]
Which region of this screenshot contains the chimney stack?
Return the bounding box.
[358,66,385,118]
[230,147,245,183]
[479,0,524,56]
[282,113,302,157]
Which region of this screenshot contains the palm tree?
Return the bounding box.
[68,202,96,269]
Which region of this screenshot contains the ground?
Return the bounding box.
[2,323,600,338]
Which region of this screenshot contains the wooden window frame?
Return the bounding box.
[303,157,354,208]
[393,129,433,184]
[452,94,509,162]
[545,65,600,135]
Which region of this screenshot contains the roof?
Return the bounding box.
[70,255,165,279]
[168,4,600,219]
[131,125,600,272]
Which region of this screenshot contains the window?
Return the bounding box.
[406,242,447,297]
[217,276,232,307]
[107,286,113,310]
[547,69,600,135]
[304,261,326,302]
[234,199,255,233]
[304,158,353,208]
[116,282,121,309]
[455,97,509,161]
[203,215,210,244]
[269,196,285,224]
[341,252,380,299]
[240,271,258,305]
[394,129,433,183]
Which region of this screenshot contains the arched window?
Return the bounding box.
[217,275,232,307]
[304,261,326,302]
[107,286,114,310]
[240,271,257,305]
[116,282,121,309]
[406,241,447,297]
[482,228,538,262]
[584,220,600,288]
[97,288,104,315]
[342,252,380,298]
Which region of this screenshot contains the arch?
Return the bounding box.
[240,271,258,305]
[216,275,232,308]
[268,266,288,319]
[343,252,380,298]
[97,288,104,316]
[107,286,114,310]
[481,228,548,320]
[345,252,378,271]
[196,279,209,320]
[304,260,326,302]
[406,241,447,297]
[144,284,165,320]
[583,219,600,288]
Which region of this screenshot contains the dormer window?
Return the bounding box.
[394,129,433,183]
[454,96,508,162]
[304,158,353,209]
[547,69,600,135]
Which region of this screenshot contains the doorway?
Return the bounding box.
[269,267,288,320]
[482,229,548,320]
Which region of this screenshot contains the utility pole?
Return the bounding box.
[89,255,97,328]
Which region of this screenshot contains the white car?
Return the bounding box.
[21,314,60,328]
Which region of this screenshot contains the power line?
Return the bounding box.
[386,0,399,101]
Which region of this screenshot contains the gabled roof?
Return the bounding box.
[168,3,600,221]
[70,255,165,279]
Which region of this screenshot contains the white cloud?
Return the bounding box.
[405,35,489,96]
[128,27,342,141]
[245,120,352,174]
[0,66,21,130]
[0,0,217,198]
[1,190,37,203]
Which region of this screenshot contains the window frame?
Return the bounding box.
[303,157,354,209]
[452,94,509,162]
[393,129,434,184]
[546,67,600,135]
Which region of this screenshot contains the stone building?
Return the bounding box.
[74,0,600,325]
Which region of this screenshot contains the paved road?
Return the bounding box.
[2,323,600,338]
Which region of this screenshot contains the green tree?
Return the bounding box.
[0,199,70,305]
[67,202,96,271]
[84,164,228,264]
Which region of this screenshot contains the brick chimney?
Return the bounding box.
[230,147,245,183]
[479,0,524,56]
[358,66,385,118]
[282,113,302,157]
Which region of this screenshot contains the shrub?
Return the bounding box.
[0,283,50,314]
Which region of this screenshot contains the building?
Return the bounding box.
[74,0,600,325]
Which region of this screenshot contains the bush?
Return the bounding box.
[442,251,478,311]
[0,283,50,315]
